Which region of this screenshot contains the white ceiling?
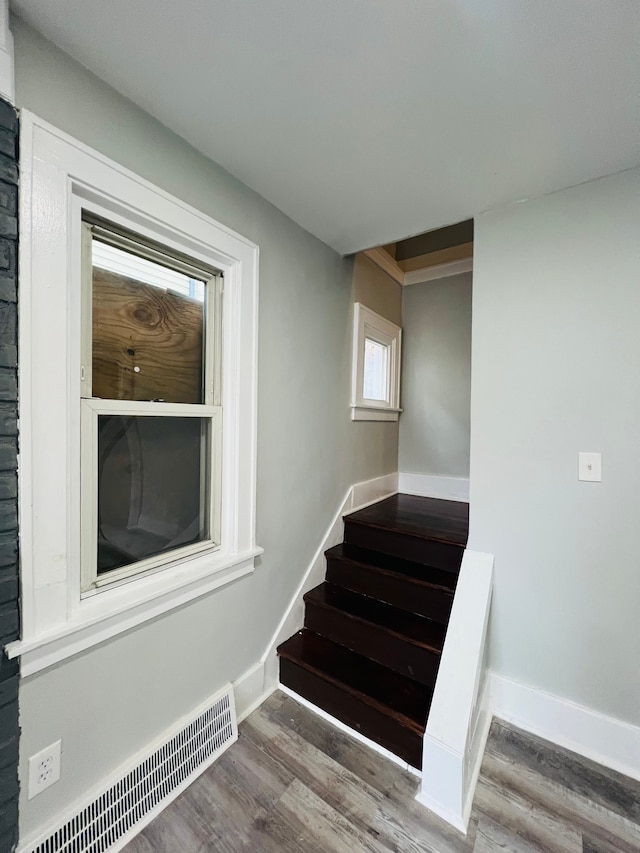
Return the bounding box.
[11,0,640,255]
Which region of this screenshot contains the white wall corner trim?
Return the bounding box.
[362,247,404,285]
[418,549,494,833]
[234,472,398,714]
[489,672,640,784]
[404,257,473,286]
[362,247,473,287]
[0,0,14,104]
[399,472,469,503]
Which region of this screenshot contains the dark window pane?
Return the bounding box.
[97,415,210,574]
[92,239,206,404]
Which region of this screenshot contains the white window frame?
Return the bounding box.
[80,400,222,593]
[8,111,262,676]
[350,302,402,421]
[80,218,223,592]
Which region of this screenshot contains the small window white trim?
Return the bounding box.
[8,111,262,676]
[351,303,402,421]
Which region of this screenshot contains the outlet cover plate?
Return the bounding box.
[28,740,61,799]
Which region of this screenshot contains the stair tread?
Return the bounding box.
[326,543,457,592]
[305,582,446,653]
[277,630,432,733]
[345,493,468,547]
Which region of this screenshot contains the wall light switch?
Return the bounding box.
[578,452,601,482]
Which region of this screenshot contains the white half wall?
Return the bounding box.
[417,548,493,832]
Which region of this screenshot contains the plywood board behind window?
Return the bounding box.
[92,269,204,404]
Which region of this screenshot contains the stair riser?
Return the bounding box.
[339,544,458,591]
[326,557,453,623]
[344,520,464,572]
[304,601,440,687]
[280,658,423,768]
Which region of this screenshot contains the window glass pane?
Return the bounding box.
[97,415,210,574]
[92,238,206,404]
[363,338,388,401]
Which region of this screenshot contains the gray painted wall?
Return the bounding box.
[398,273,472,478]
[470,166,640,727]
[13,17,399,839]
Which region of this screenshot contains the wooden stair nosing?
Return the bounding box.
[343,522,464,572]
[325,560,453,625]
[343,494,469,548]
[303,583,445,655]
[303,605,441,688]
[277,631,430,736]
[324,545,456,593]
[339,542,460,589]
[327,562,452,625]
[343,514,465,548]
[279,657,424,769]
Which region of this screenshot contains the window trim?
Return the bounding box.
[350,302,402,421]
[8,111,262,676]
[80,219,223,591]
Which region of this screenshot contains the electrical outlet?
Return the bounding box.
[28,740,61,799]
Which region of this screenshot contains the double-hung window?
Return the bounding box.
[80,220,223,591]
[10,112,260,676]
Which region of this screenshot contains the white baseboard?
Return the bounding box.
[415,788,467,834]
[238,472,399,715]
[233,660,279,723]
[351,471,398,510]
[18,685,237,853]
[398,472,469,502]
[489,672,640,783]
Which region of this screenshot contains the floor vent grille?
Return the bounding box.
[26,687,237,853]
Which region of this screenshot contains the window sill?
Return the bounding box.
[351,405,402,422]
[5,546,263,677]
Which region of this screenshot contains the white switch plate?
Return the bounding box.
[578,452,601,482]
[28,740,61,799]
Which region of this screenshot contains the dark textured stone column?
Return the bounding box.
[0,96,19,853]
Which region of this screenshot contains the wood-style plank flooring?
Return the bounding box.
[124,691,640,852]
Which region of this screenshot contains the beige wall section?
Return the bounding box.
[351,253,402,325]
[13,16,399,840]
[470,166,640,728]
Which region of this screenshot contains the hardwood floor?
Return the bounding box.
[124,691,640,853]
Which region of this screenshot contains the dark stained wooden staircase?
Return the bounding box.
[277,493,469,769]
